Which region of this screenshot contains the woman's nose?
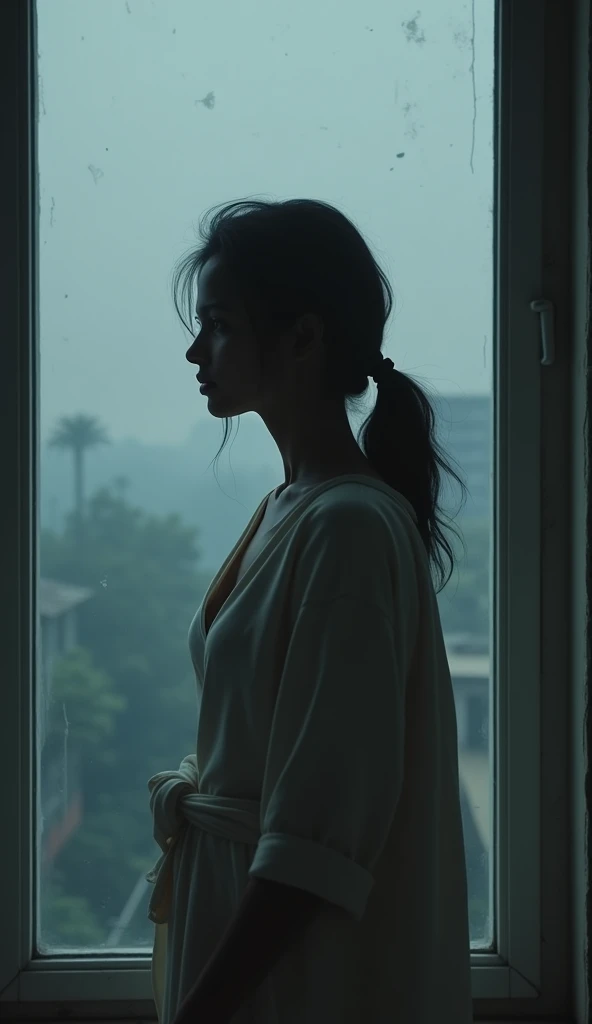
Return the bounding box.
[185,338,199,364]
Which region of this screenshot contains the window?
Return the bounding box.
[35,0,496,956]
[1,0,570,1016]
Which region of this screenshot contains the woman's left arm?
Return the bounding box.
[171,877,324,1024]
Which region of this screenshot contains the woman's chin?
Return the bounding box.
[202,393,241,418]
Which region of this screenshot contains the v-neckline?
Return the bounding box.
[200,491,272,640]
[199,473,417,641]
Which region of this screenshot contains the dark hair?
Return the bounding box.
[172,198,466,591]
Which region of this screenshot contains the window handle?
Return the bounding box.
[530,298,555,366]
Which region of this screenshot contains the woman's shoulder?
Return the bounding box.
[305,478,417,533]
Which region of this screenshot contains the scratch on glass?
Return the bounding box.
[62,703,69,808]
[88,165,104,184]
[38,75,47,117]
[469,0,477,173]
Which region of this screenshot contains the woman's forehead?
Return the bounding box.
[197,255,229,295]
[196,256,239,310]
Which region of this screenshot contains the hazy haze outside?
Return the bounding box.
[36,0,494,953]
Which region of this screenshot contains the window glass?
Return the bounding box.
[36,0,495,952]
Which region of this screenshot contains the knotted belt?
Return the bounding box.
[146,754,261,924]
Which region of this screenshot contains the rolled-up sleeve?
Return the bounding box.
[248,588,410,922]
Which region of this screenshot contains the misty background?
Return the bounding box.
[38,0,493,568]
[35,0,495,952]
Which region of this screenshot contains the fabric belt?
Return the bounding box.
[146,754,261,924]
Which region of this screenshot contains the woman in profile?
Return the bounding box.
[147,198,473,1024]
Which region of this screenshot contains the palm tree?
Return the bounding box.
[48,415,110,531]
[112,475,130,501]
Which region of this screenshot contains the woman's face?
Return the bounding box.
[186,253,326,422]
[185,255,266,419]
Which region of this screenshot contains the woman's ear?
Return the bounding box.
[291,313,324,364]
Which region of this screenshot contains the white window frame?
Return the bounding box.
[0,0,572,1018]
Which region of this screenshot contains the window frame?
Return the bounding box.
[0,0,572,1017]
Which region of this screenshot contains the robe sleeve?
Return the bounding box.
[248,500,418,921]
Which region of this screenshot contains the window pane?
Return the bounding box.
[36,0,495,953]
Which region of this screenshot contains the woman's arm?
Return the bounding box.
[172,877,325,1024]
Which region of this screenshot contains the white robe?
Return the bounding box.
[146,475,473,1024]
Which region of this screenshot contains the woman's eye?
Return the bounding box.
[194,314,225,332]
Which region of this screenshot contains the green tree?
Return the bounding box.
[48,415,110,540]
[39,480,212,948]
[38,645,129,947]
[39,873,106,951]
[47,646,127,756]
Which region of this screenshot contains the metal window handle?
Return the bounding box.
[530,298,555,366]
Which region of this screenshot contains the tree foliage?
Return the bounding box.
[39,481,211,948]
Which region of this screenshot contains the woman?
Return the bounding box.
[146,198,473,1024]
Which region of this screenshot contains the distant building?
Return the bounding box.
[435,393,492,519]
[446,632,490,753]
[38,579,93,711]
[446,630,491,928]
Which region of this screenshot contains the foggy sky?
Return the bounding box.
[37,0,494,448]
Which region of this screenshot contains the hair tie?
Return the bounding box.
[369,354,395,385]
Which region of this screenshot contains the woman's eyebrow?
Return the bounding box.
[195,301,233,316]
